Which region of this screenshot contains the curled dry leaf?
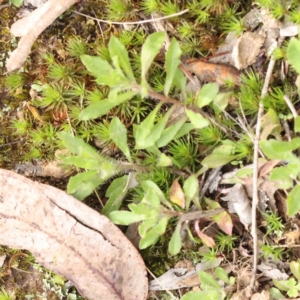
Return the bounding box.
[149,258,223,290]
[169,178,185,208]
[232,31,266,70]
[0,169,148,300]
[6,0,78,72]
[184,59,241,85]
[221,183,252,228]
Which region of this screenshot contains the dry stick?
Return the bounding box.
[284,95,298,118]
[250,39,283,289]
[73,9,189,25]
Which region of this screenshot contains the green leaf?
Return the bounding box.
[295,116,300,133]
[154,216,169,235]
[197,83,219,108]
[261,108,281,140]
[142,180,172,209]
[181,291,219,300]
[102,175,128,215]
[164,38,182,96]
[129,203,158,218]
[156,116,188,148]
[199,271,221,289]
[212,92,231,114]
[157,153,172,166]
[109,117,132,162]
[185,109,210,129]
[260,138,300,161]
[287,288,299,298]
[215,267,230,284]
[290,261,300,282]
[287,38,300,74]
[58,132,104,160]
[273,278,296,292]
[183,175,199,209]
[174,123,195,139]
[141,32,165,94]
[139,218,159,238]
[79,90,138,120]
[139,228,160,249]
[287,185,300,216]
[270,164,298,189]
[9,0,23,7]
[81,55,126,87]
[201,153,237,168]
[269,288,285,299]
[139,216,170,249]
[108,211,147,225]
[168,223,182,255]
[146,105,176,146]
[134,103,162,149]
[141,187,161,208]
[67,171,104,200]
[173,69,187,99]
[60,156,103,170]
[109,36,135,81]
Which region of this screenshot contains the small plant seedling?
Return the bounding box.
[272,260,300,298]
[261,210,285,238]
[0,287,14,300]
[181,267,235,300]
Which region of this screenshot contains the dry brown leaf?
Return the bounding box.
[221,184,252,228]
[232,31,266,70]
[6,0,78,72]
[149,259,224,290]
[184,59,241,85]
[251,290,271,300]
[284,229,300,245]
[0,169,148,300]
[257,262,289,280]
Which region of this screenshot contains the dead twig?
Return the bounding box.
[73,9,189,25]
[250,37,284,290]
[283,94,298,118]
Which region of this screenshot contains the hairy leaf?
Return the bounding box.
[109,36,135,81]
[168,224,182,255]
[185,109,210,129]
[79,90,138,120]
[102,175,129,215]
[197,83,219,108]
[287,185,300,216]
[141,32,165,95]
[67,171,104,200]
[109,117,132,162]
[164,38,182,96]
[287,38,300,74]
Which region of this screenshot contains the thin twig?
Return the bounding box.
[179,207,224,223]
[250,41,282,289]
[73,9,189,25]
[283,95,298,118]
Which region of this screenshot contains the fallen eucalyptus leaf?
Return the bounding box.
[0,169,148,300]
